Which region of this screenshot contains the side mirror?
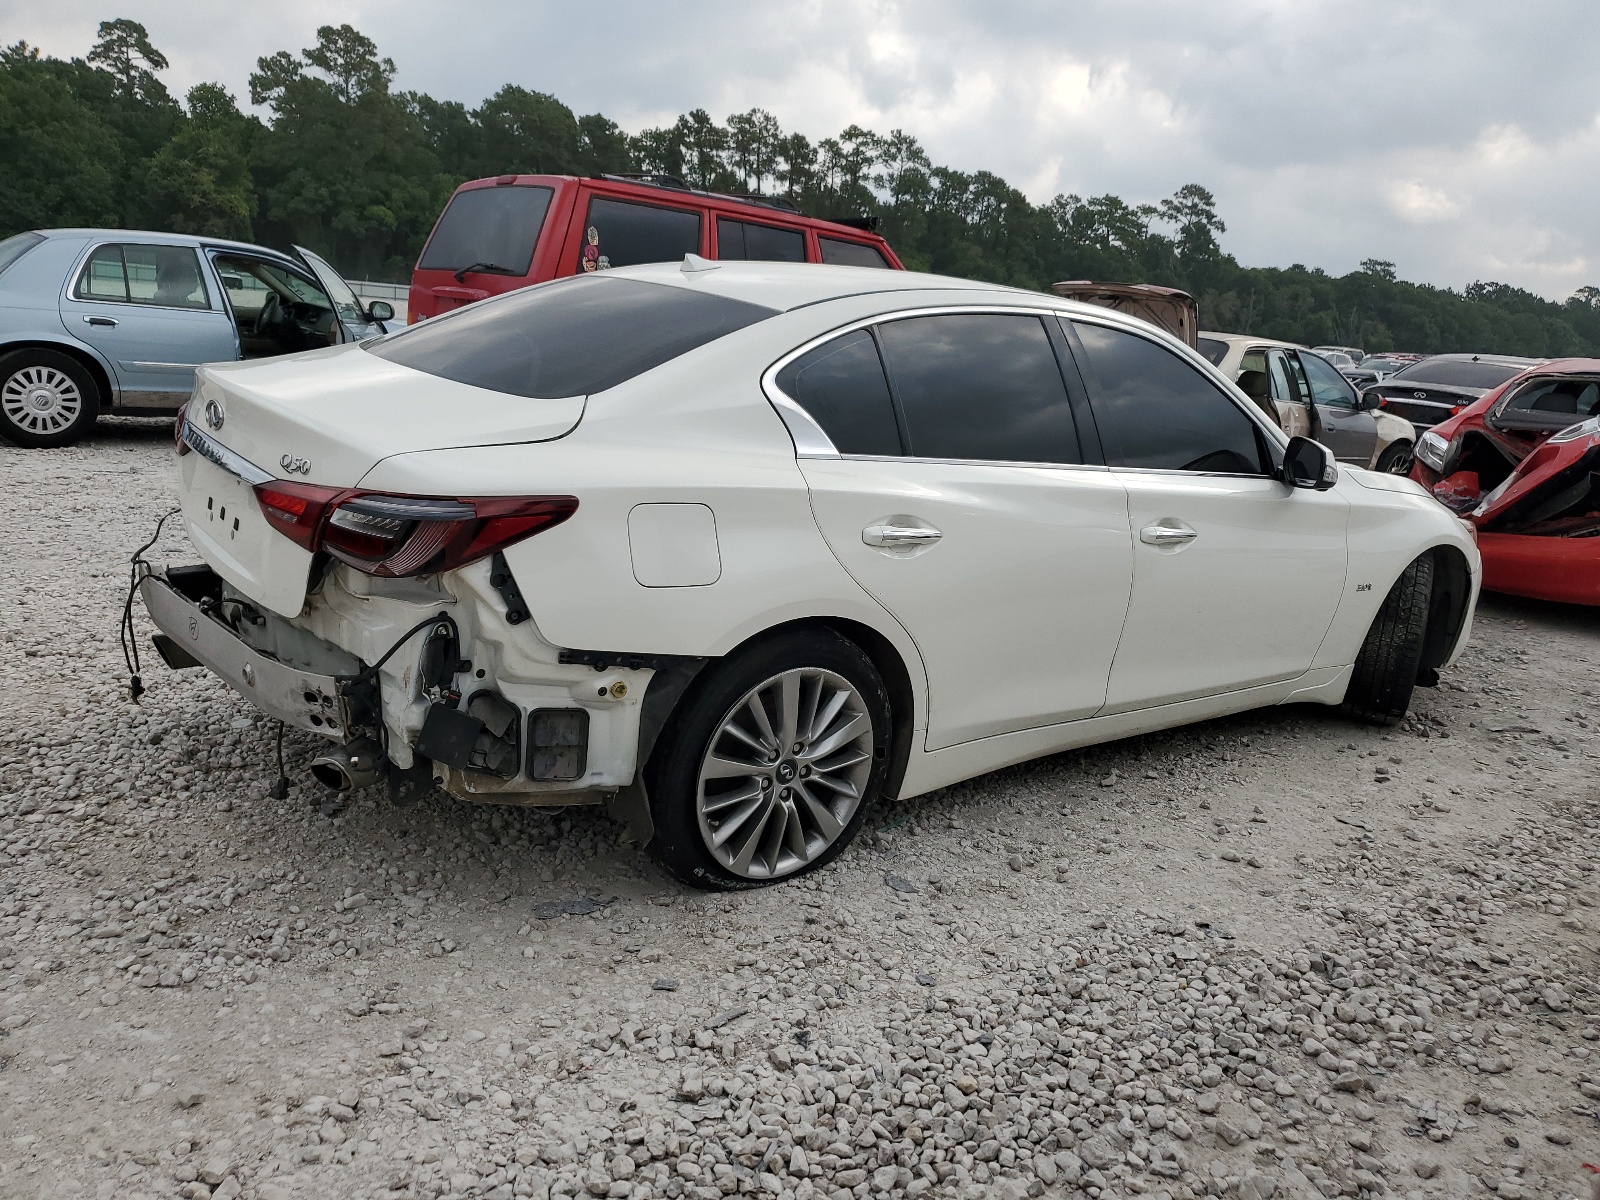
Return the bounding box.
[366,300,395,323]
[1280,436,1338,490]
[1360,391,1381,411]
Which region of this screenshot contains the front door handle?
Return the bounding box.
[863,523,942,549]
[1140,521,1198,547]
[84,315,118,328]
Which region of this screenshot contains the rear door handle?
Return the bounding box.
[1140,522,1198,547]
[84,315,118,327]
[863,523,942,548]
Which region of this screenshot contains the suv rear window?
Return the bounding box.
[1391,359,1527,389]
[418,185,554,276]
[367,276,776,398]
[819,237,890,268]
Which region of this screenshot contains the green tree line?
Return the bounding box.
[5,19,1600,356]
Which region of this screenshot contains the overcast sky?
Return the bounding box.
[9,0,1599,300]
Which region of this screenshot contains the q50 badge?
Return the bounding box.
[279,454,312,475]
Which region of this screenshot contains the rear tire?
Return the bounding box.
[645,629,892,890]
[0,349,100,448]
[1342,554,1434,725]
[1374,441,1413,474]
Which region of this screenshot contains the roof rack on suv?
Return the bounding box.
[823,216,881,232]
[594,174,807,216]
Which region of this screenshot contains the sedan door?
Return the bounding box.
[1066,319,1348,712]
[1298,349,1378,462]
[58,242,238,409]
[292,246,389,338]
[779,311,1134,750]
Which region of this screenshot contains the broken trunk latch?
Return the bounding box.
[489,552,529,625]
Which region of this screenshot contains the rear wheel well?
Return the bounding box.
[1419,544,1472,677]
[653,617,917,803]
[0,341,112,409]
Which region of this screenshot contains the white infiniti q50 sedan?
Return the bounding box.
[139,259,1479,889]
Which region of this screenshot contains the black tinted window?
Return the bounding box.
[581,197,701,270]
[876,314,1079,464]
[1197,336,1228,366]
[1393,359,1527,389]
[819,237,890,268]
[774,330,901,455]
[368,277,775,398]
[1073,321,1265,474]
[418,185,553,275]
[717,218,806,263]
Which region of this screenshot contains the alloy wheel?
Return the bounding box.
[1385,447,1413,474]
[695,667,874,881]
[1,365,83,436]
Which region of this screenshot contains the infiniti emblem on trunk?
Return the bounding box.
[204,398,224,430]
[280,454,312,475]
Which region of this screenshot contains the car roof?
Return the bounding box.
[595,258,1045,313]
[1198,331,1309,352]
[1407,352,1541,367]
[35,228,302,263]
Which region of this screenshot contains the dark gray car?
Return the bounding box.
[0,229,392,447]
[1363,353,1541,430]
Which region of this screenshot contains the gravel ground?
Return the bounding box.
[2,422,1598,1200]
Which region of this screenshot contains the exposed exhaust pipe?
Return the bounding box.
[309,739,385,792]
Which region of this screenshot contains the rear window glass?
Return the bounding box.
[717,218,806,263]
[367,276,776,398]
[418,185,553,276]
[581,197,701,271]
[0,231,44,277]
[819,237,890,268]
[1503,378,1600,418]
[1392,359,1527,389]
[774,329,901,455]
[1196,337,1228,366]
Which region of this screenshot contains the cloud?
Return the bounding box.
[6,0,1599,298]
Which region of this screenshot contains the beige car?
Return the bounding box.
[1197,331,1417,473]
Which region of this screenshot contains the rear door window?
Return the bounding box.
[819,237,890,268]
[417,185,553,277]
[367,276,775,398]
[875,313,1080,464]
[74,244,210,309]
[580,197,702,271]
[1072,320,1266,474]
[774,330,902,455]
[717,218,807,263]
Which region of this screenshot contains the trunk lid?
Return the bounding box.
[181,343,584,617]
[191,343,584,490]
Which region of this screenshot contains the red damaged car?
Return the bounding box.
[1410,358,1600,605]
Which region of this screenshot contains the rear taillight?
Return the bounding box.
[175,403,190,455]
[253,480,344,551]
[251,484,576,576]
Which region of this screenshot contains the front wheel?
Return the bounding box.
[646,629,892,890]
[0,349,100,447]
[1374,441,1413,474]
[1342,554,1434,724]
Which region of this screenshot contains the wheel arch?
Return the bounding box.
[1418,542,1473,680]
[641,613,920,805]
[0,338,115,410]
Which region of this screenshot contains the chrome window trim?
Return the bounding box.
[759,301,1082,463]
[67,241,223,314]
[181,420,273,486]
[832,452,1112,474]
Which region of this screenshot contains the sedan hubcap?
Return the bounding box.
[2,366,82,435]
[696,667,874,880]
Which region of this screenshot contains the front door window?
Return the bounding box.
[212,255,340,359]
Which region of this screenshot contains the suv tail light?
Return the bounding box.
[252,483,576,576]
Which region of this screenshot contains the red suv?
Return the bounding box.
[408,174,904,323]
